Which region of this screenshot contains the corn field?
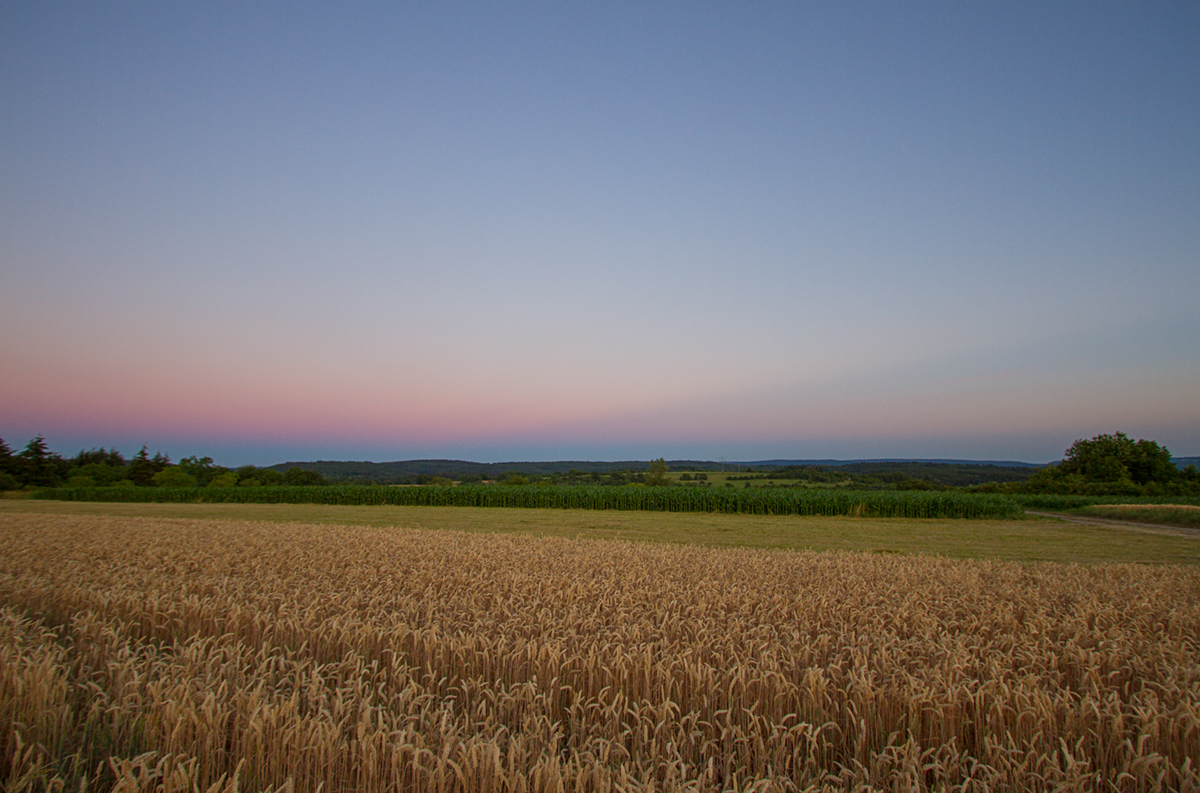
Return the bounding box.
[2,513,1199,792]
[33,485,1026,519]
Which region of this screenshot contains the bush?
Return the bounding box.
[1023,432,1196,495]
[284,467,325,486]
[645,459,669,487]
[152,467,199,488]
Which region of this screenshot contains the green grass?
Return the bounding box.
[3,499,1197,565]
[1078,504,1200,529]
[1014,493,1200,509]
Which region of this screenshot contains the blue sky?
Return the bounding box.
[2,2,1197,465]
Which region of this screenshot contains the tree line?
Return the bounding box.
[722,435,1197,496]
[3,432,1195,496]
[0,436,324,491]
[1007,432,1198,496]
[722,463,1037,489]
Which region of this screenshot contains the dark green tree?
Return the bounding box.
[17,435,67,488]
[1024,432,1189,495]
[0,438,15,488]
[152,467,199,487]
[67,463,127,487]
[645,458,669,487]
[234,465,284,486]
[1059,432,1178,486]
[72,447,127,468]
[128,446,170,486]
[65,447,128,487]
[284,467,325,486]
[0,439,15,489]
[177,456,227,487]
[235,465,258,485]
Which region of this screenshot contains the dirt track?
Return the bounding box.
[1025,509,1200,536]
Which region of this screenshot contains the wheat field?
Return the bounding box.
[2,513,1198,792]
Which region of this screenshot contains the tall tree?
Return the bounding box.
[645,458,669,487]
[72,447,127,469]
[128,446,170,486]
[1059,432,1178,486]
[284,467,325,486]
[177,456,225,487]
[18,435,66,488]
[1024,431,1191,495]
[0,437,16,489]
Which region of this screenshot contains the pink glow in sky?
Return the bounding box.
[2,4,1198,465]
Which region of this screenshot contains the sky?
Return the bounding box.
[2,2,1198,466]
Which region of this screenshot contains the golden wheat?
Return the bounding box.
[2,513,1198,792]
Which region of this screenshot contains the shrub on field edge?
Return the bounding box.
[153,467,199,488]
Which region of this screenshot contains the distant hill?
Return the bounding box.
[266,459,659,483]
[1175,456,1200,469]
[749,458,1043,468]
[744,461,1040,487]
[267,457,1047,485]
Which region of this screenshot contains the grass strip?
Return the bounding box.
[4,500,1198,564]
[1078,504,1200,529]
